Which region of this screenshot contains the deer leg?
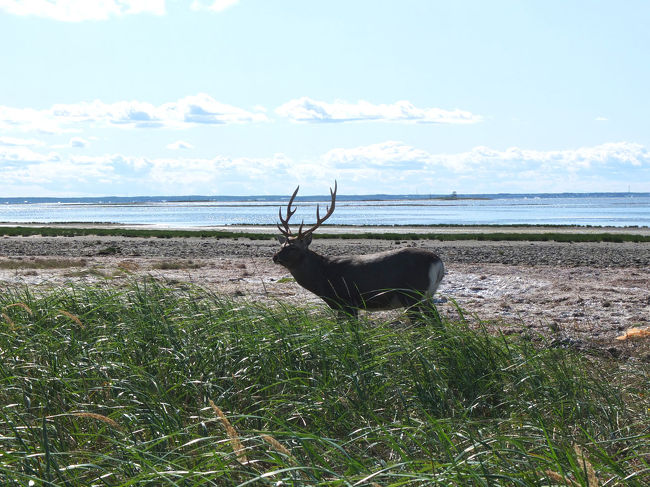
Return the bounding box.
[406,303,427,325]
[408,296,443,327]
[324,298,358,320]
[337,306,359,320]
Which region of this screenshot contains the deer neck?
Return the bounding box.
[289,249,327,295]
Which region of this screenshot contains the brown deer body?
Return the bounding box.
[273,182,445,317]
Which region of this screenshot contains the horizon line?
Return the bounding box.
[1,191,649,201]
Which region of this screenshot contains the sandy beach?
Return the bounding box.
[1,227,648,358]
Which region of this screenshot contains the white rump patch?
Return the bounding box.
[427,260,445,297]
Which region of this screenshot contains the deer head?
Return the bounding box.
[273,181,337,267]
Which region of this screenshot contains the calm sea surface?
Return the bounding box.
[1,194,649,228]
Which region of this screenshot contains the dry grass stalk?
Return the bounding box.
[542,445,600,487]
[261,434,297,465]
[118,260,140,272]
[2,312,15,328]
[543,469,579,486]
[616,326,650,340]
[70,412,123,431]
[58,309,84,328]
[209,399,248,465]
[574,444,600,487]
[4,302,33,315]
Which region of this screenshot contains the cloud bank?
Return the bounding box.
[323,141,650,170]
[1,140,647,196]
[321,141,649,193]
[0,95,480,133]
[276,97,482,124]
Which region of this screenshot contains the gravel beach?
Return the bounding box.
[1,230,648,358]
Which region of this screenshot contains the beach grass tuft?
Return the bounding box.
[0,279,648,485]
[1,224,649,242]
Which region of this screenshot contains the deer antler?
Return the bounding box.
[277,181,338,240]
[277,185,300,238]
[300,180,337,239]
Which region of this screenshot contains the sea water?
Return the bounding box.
[0,194,649,228]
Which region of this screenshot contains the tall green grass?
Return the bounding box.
[0,280,648,485]
[1,224,649,242]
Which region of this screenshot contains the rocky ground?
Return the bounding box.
[1,233,649,359]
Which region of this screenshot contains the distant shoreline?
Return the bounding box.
[1,191,649,205]
[1,222,649,230]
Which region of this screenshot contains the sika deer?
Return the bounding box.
[272,182,445,318]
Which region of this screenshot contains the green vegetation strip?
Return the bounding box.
[1,225,649,242]
[0,280,648,485]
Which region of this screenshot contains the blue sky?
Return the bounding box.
[1,0,649,196]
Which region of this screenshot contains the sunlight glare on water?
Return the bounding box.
[0,195,649,227]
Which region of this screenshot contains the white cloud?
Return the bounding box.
[177,94,267,125]
[167,140,194,150]
[51,137,90,149]
[1,142,648,196]
[0,94,268,133]
[0,105,76,134]
[191,0,239,13]
[70,137,90,148]
[318,141,650,193]
[323,141,649,173]
[442,142,649,171]
[595,117,608,122]
[1,96,479,134]
[0,145,293,195]
[323,141,430,167]
[0,136,45,147]
[276,97,483,124]
[0,147,115,187]
[0,0,165,22]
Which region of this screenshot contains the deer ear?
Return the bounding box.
[277,235,287,245]
[303,234,312,246]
